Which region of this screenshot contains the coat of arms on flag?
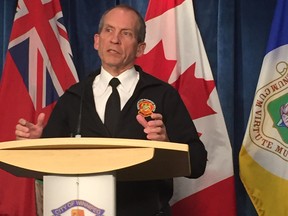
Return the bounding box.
[240,0,288,215]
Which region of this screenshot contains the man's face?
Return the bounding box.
[94,8,146,75]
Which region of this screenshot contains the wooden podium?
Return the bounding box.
[0,137,191,216]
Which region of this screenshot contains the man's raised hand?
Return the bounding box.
[15,113,45,139]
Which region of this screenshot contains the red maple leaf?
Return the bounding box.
[171,64,216,120]
[136,39,215,121]
[145,0,185,21]
[136,40,176,83]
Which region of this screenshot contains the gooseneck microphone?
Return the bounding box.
[75,88,84,138]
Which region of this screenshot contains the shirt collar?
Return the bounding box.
[99,66,139,93]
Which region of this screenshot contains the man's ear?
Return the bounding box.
[94,34,100,50]
[136,42,146,58]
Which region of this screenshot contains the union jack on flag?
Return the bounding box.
[0,0,78,214]
[8,0,78,110]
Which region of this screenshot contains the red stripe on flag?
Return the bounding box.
[58,25,69,41]
[10,14,33,39]
[172,177,237,216]
[145,0,185,21]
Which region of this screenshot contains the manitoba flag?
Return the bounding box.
[0,0,78,215]
[136,0,237,215]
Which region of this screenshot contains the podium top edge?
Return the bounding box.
[0,137,188,152]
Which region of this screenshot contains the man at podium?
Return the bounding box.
[15,4,207,216]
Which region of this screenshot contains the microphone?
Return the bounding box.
[75,88,84,138]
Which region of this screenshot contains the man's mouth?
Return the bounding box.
[107,49,120,54]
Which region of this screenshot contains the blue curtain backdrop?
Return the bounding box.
[0,0,278,215]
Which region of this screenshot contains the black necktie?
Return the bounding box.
[104,77,121,136]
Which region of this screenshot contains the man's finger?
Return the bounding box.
[136,114,148,128]
[150,113,163,120]
[16,131,30,138]
[18,118,27,126]
[18,118,35,129]
[36,113,45,127]
[16,124,29,133]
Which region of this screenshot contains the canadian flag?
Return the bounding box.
[136,0,237,215]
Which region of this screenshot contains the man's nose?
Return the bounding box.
[110,32,121,44]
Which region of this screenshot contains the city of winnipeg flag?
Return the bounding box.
[0,0,78,214]
[239,0,288,215]
[136,0,237,215]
